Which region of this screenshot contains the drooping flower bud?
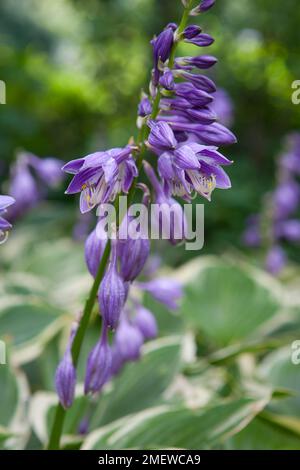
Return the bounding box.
[147,120,177,152]
[138,95,152,117]
[134,305,158,340]
[55,352,76,409]
[143,161,187,245]
[160,70,175,91]
[28,154,64,187]
[185,33,214,47]
[118,231,150,283]
[98,242,126,329]
[9,159,40,218]
[55,325,77,409]
[115,315,144,362]
[190,0,216,15]
[176,55,218,70]
[85,224,107,278]
[265,245,286,276]
[137,278,183,310]
[151,26,174,85]
[84,325,112,394]
[183,25,202,39]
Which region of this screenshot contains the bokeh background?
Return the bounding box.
[1,0,300,451]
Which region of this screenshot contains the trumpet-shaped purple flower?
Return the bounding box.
[84,326,112,394]
[63,146,138,213]
[147,121,232,201]
[0,195,15,237]
[98,242,126,329]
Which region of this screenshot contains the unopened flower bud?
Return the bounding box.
[98,242,126,329]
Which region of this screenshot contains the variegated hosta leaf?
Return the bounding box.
[82,396,270,450]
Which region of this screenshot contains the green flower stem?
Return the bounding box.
[47,0,193,451]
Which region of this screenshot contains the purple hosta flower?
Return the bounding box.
[175,55,218,70]
[190,0,216,15]
[138,95,152,117]
[9,159,40,217]
[98,241,126,329]
[78,417,89,436]
[137,278,183,310]
[63,146,137,213]
[73,211,93,241]
[148,121,177,152]
[209,89,234,127]
[85,224,107,278]
[0,195,15,242]
[273,180,300,219]
[276,220,300,242]
[84,326,112,394]
[115,315,144,362]
[55,325,77,409]
[265,245,286,276]
[144,161,187,244]
[151,26,175,85]
[185,33,214,47]
[160,70,175,91]
[110,343,125,376]
[134,305,157,340]
[28,154,64,187]
[55,353,76,409]
[147,121,232,201]
[242,215,261,248]
[279,133,300,175]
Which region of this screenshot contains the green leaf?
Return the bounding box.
[82,397,269,450]
[258,346,300,417]
[226,414,300,450]
[180,258,282,347]
[0,350,30,449]
[0,300,66,365]
[90,337,182,428]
